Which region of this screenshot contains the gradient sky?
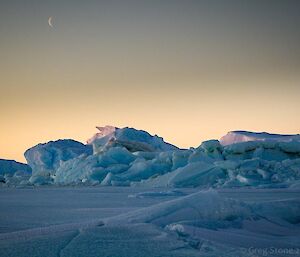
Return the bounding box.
[1,0,300,162]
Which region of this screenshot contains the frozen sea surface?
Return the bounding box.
[0,187,194,233]
[0,187,300,257]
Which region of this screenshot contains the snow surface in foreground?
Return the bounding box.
[0,187,299,257]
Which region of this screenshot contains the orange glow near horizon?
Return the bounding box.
[1,1,300,162]
[1,77,299,163]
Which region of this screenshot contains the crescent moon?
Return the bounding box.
[48,17,53,28]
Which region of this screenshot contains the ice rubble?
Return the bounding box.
[0,159,32,185]
[0,159,31,176]
[137,141,300,188]
[54,147,136,185]
[2,127,300,187]
[52,127,178,185]
[37,138,300,187]
[91,126,178,154]
[24,139,92,184]
[86,125,117,144]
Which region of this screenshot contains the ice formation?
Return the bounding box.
[0,159,32,185]
[91,126,178,154]
[23,139,92,185]
[86,125,118,144]
[1,127,300,188]
[24,139,92,176]
[137,140,300,188]
[38,137,300,187]
[220,130,300,146]
[0,159,31,176]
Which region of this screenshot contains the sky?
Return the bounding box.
[1,0,300,162]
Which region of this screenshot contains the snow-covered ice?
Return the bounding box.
[220,130,300,146]
[0,187,299,257]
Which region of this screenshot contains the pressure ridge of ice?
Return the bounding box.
[1,126,300,188]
